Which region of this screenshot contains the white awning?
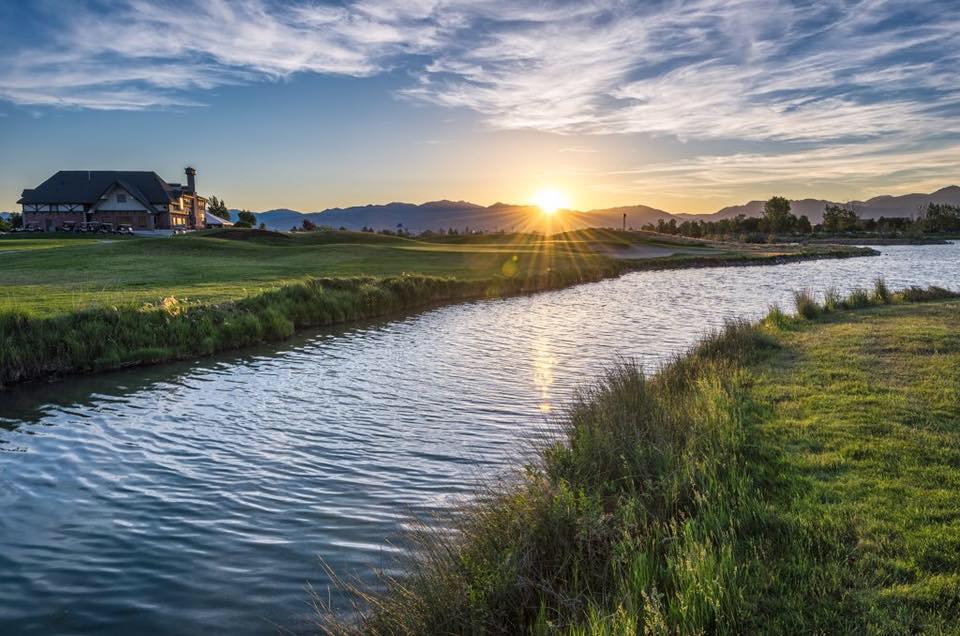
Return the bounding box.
[205,211,233,226]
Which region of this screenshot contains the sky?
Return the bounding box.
[1,0,959,214]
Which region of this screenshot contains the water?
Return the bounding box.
[1,244,957,634]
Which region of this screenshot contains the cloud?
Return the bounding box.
[1,0,958,150]
[586,137,960,201]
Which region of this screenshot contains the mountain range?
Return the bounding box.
[219,185,957,232]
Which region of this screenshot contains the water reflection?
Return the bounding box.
[0,243,957,634]
[531,335,558,413]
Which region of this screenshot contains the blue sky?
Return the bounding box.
[1,0,958,213]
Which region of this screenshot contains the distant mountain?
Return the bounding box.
[229,186,959,231]
[230,200,672,232]
[682,186,960,223]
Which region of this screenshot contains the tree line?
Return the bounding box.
[641,197,960,240]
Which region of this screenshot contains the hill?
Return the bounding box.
[231,186,960,231]
[231,201,672,232]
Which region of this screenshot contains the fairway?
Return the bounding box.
[0,231,620,316]
[0,229,732,317]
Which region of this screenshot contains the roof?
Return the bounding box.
[18,171,183,205]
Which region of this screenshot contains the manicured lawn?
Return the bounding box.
[0,230,620,316]
[747,299,960,633]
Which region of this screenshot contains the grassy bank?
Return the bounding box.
[321,284,960,634]
[0,230,872,386]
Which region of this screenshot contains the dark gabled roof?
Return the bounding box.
[18,171,181,205]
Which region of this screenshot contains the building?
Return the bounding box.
[18,167,207,231]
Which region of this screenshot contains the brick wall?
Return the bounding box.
[23,212,84,230]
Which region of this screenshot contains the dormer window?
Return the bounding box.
[117,193,127,203]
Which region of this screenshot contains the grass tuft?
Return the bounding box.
[793,289,822,319]
[872,277,892,304]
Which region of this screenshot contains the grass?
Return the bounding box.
[0,229,872,385]
[319,284,960,634]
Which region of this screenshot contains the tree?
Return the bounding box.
[301,219,317,232]
[208,195,229,219]
[763,196,793,233]
[797,215,812,234]
[822,204,858,233]
[235,210,256,228]
[921,203,960,233]
[9,212,22,229]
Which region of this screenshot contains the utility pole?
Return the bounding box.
[622,213,627,232]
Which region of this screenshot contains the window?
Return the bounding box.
[117,193,127,203]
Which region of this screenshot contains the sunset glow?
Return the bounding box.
[530,188,571,214]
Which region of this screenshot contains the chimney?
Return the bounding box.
[185,166,196,193]
[185,166,198,228]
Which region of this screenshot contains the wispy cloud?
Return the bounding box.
[1,0,958,191]
[588,138,960,202]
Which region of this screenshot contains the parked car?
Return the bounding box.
[115,224,134,235]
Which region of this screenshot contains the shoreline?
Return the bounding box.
[321,285,960,633]
[0,245,875,388]
[803,237,953,245]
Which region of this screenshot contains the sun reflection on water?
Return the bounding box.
[531,335,558,413]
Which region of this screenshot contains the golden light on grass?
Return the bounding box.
[530,187,571,214]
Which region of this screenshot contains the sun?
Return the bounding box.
[530,187,571,214]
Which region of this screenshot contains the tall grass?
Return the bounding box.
[317,283,958,634]
[774,279,956,326]
[318,322,779,634]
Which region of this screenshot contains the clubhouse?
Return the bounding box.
[18,167,208,231]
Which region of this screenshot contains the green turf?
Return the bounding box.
[0,231,617,316]
[746,299,960,633]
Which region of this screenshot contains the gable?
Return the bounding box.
[93,184,154,212]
